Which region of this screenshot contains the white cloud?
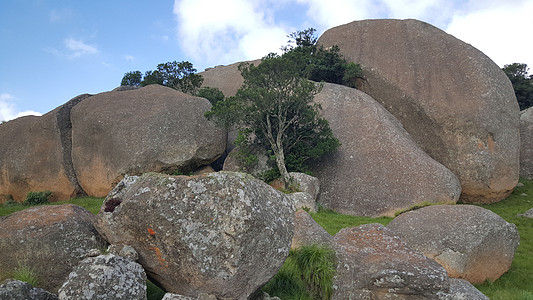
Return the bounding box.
[124,55,135,62]
[64,38,98,59]
[174,0,288,68]
[0,94,42,122]
[446,0,533,69]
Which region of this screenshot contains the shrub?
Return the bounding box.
[24,191,52,206]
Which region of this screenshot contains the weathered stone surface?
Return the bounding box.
[58,254,146,300]
[223,146,272,177]
[520,107,533,179]
[199,60,260,98]
[108,244,140,261]
[312,83,461,216]
[70,85,226,197]
[518,207,533,218]
[289,172,320,200]
[387,205,520,284]
[437,278,489,300]
[332,223,449,299]
[162,294,195,300]
[287,192,317,212]
[0,116,74,202]
[0,204,106,293]
[96,172,295,299]
[0,279,58,300]
[318,19,520,203]
[291,209,332,249]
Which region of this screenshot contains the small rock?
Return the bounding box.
[108,244,139,261]
[58,254,146,300]
[288,172,320,200]
[517,208,533,218]
[162,293,195,300]
[287,192,317,212]
[0,279,58,300]
[520,193,528,197]
[517,182,525,187]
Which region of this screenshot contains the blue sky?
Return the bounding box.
[1,0,532,121]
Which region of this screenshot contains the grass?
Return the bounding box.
[0,196,105,217]
[311,208,392,235]
[263,245,336,300]
[3,263,39,287]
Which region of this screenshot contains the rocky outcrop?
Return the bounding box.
[291,209,332,249]
[312,83,461,216]
[199,60,260,97]
[0,279,58,300]
[0,113,79,202]
[71,85,226,197]
[520,107,533,179]
[58,254,147,300]
[287,192,317,212]
[0,85,225,201]
[332,223,450,299]
[387,205,520,284]
[96,172,295,299]
[318,19,520,203]
[0,204,107,293]
[289,172,320,200]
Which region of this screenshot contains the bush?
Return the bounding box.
[197,86,225,106]
[24,191,52,206]
[7,263,39,287]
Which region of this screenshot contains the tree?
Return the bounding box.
[502,63,533,110]
[205,53,340,185]
[141,61,204,94]
[197,87,225,105]
[282,28,363,88]
[120,71,142,86]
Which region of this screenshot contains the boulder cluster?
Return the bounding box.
[0,18,529,299]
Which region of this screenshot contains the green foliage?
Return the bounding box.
[311,209,393,236]
[146,280,166,300]
[23,191,52,206]
[291,245,336,299]
[122,61,203,95]
[502,63,533,110]
[282,28,363,87]
[263,245,336,300]
[6,263,39,287]
[120,70,142,86]
[196,86,225,105]
[205,53,340,184]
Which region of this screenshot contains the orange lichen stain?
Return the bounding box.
[487,134,495,154]
[477,139,484,150]
[149,246,169,271]
[147,228,156,235]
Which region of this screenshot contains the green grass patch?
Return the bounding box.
[474,178,533,299]
[263,245,336,300]
[2,263,39,287]
[311,209,392,235]
[0,196,105,217]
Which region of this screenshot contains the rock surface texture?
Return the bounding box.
[71,85,226,197]
[0,204,106,293]
[387,205,520,284]
[520,107,533,179]
[0,279,59,300]
[318,19,520,203]
[58,254,147,300]
[291,209,333,249]
[199,60,260,97]
[96,172,295,299]
[439,279,489,300]
[332,223,450,299]
[312,83,461,216]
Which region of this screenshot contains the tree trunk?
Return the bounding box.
[274,147,290,186]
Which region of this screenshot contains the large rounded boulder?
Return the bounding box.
[387,205,520,284]
[0,204,107,293]
[96,172,295,299]
[0,95,90,202]
[520,107,533,179]
[318,19,520,203]
[312,83,461,216]
[71,85,226,197]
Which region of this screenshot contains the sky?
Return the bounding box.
[1,0,532,122]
